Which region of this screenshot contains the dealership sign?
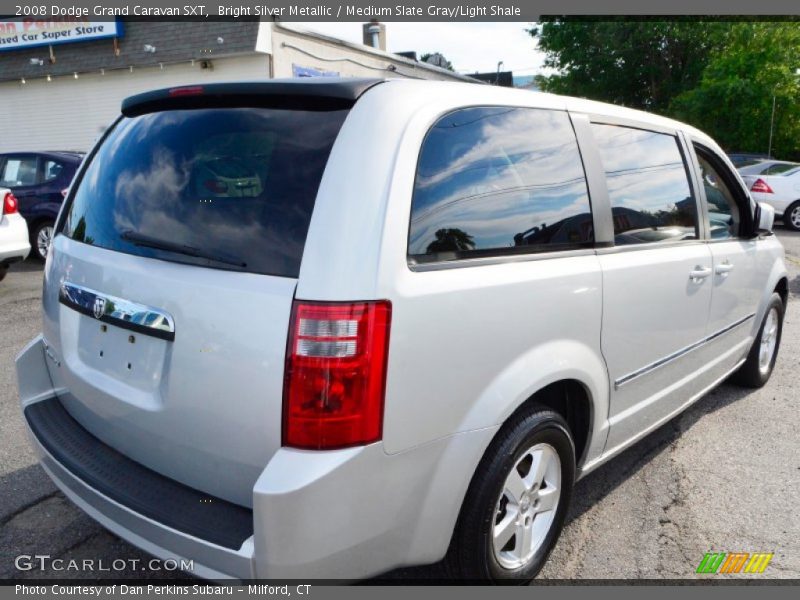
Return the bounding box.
[0,19,122,52]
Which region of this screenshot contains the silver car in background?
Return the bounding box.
[17,79,788,581]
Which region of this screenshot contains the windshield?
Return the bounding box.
[61,107,349,278]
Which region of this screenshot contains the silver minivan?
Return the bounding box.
[17,79,788,582]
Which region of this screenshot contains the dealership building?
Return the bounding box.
[0,19,472,152]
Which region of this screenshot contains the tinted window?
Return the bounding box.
[409,107,593,262]
[763,163,797,175]
[62,107,348,278]
[1,156,38,187]
[696,151,741,240]
[591,124,697,245]
[43,160,64,182]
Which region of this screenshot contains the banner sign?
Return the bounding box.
[292,64,340,77]
[0,18,122,52]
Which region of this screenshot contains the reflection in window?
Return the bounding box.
[43,160,64,182]
[1,157,38,187]
[696,152,740,240]
[409,107,593,261]
[62,107,349,278]
[591,124,697,245]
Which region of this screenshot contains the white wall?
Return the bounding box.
[0,54,271,153]
[271,24,472,82]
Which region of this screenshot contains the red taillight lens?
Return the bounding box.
[283,300,392,450]
[203,179,227,194]
[2,192,19,215]
[751,178,773,194]
[169,85,204,97]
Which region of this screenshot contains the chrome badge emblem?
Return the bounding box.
[59,281,176,341]
[93,296,106,320]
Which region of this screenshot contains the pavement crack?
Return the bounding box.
[0,491,59,528]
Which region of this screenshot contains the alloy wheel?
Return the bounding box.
[492,443,561,570]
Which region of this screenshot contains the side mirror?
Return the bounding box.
[756,201,775,234]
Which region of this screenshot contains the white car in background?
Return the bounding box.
[0,187,31,282]
[741,167,800,231]
[737,159,799,177]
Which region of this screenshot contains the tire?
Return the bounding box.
[446,406,575,582]
[30,220,55,262]
[0,267,6,282]
[733,292,784,388]
[784,201,800,231]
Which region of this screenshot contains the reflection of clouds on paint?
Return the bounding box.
[410,107,592,254]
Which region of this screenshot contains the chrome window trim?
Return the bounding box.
[594,239,705,255]
[407,247,597,272]
[585,113,680,136]
[58,281,176,342]
[614,313,755,389]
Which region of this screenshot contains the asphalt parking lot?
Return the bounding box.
[1,229,799,581]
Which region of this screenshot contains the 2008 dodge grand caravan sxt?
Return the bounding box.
[16,79,788,581]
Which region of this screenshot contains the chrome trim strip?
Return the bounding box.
[614,313,755,389]
[408,247,597,272]
[58,282,175,342]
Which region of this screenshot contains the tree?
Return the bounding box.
[669,23,800,158]
[421,52,454,72]
[426,228,475,253]
[530,20,729,112]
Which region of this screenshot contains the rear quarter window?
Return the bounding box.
[408,106,593,263]
[61,107,349,278]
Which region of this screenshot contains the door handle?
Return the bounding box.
[689,266,712,283]
[715,261,734,277]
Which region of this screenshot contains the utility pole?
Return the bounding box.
[768,94,776,158]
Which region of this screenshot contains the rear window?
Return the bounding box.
[764,163,798,175]
[61,107,349,278]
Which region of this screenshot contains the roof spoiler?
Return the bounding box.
[121,78,386,117]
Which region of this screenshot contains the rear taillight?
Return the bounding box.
[169,85,204,97]
[283,300,392,450]
[203,179,227,194]
[2,192,18,215]
[751,178,773,194]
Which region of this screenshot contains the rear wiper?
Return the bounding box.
[120,230,247,268]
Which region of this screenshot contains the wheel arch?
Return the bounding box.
[458,340,609,470]
[775,276,789,308]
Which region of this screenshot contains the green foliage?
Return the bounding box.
[669,23,800,158]
[531,20,800,158]
[531,19,729,112]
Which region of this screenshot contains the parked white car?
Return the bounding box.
[0,187,30,282]
[737,159,799,177]
[741,167,800,231]
[16,80,788,581]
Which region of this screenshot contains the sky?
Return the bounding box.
[290,22,547,76]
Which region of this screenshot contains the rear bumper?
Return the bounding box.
[17,335,496,580]
[0,213,30,265]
